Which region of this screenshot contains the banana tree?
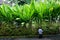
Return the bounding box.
[12,4,34,28]
[20,4,34,28]
[34,0,48,27]
[0,4,14,25]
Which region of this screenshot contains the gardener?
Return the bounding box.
[38,27,43,38]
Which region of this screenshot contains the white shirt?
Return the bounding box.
[38,29,43,34]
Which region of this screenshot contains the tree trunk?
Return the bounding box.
[23,22,26,28]
[29,20,32,28]
[0,23,1,26]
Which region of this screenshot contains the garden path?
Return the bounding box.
[0,34,60,40]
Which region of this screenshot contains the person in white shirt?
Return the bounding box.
[38,27,43,38]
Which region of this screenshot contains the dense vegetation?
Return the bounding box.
[0,0,60,36]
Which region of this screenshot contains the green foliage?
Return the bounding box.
[0,0,60,36]
[0,0,60,23]
[0,22,59,36]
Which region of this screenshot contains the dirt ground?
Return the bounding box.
[0,34,60,40]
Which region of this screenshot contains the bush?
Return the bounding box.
[0,22,59,36]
